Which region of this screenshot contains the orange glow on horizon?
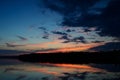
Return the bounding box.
[2,38,105,52]
[36,43,104,53]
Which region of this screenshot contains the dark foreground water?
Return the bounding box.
[0,59,120,80]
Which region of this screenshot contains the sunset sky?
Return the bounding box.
[0,0,120,55]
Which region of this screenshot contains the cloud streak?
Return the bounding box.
[6,43,25,47]
[17,35,28,41]
[52,31,67,36]
[38,27,47,31]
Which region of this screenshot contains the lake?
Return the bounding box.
[0,59,120,80]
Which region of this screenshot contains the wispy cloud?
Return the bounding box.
[28,24,37,31]
[52,31,67,36]
[38,27,46,31]
[17,35,28,41]
[6,43,25,47]
[92,41,104,43]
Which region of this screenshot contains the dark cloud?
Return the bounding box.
[62,13,100,27]
[60,35,87,44]
[38,27,46,31]
[84,28,91,32]
[98,0,120,37]
[71,36,87,43]
[44,0,120,38]
[17,36,28,41]
[66,29,72,32]
[65,28,76,33]
[42,31,49,39]
[42,35,49,39]
[52,30,87,43]
[89,42,120,51]
[52,31,71,43]
[62,41,70,43]
[44,0,101,27]
[6,43,25,47]
[59,35,69,40]
[52,31,67,36]
[44,0,100,15]
[91,41,104,43]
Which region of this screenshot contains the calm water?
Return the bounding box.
[0,59,120,80]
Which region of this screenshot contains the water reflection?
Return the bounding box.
[0,60,120,80]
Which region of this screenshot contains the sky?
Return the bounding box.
[0,0,120,55]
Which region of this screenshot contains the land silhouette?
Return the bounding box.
[0,50,120,64]
[18,50,120,64]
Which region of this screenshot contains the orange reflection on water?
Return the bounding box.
[39,63,106,73]
[52,63,93,69]
[25,66,60,76]
[12,63,106,77]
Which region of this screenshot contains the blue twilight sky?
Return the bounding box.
[0,0,120,54]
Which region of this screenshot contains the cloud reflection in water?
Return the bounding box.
[0,63,120,80]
